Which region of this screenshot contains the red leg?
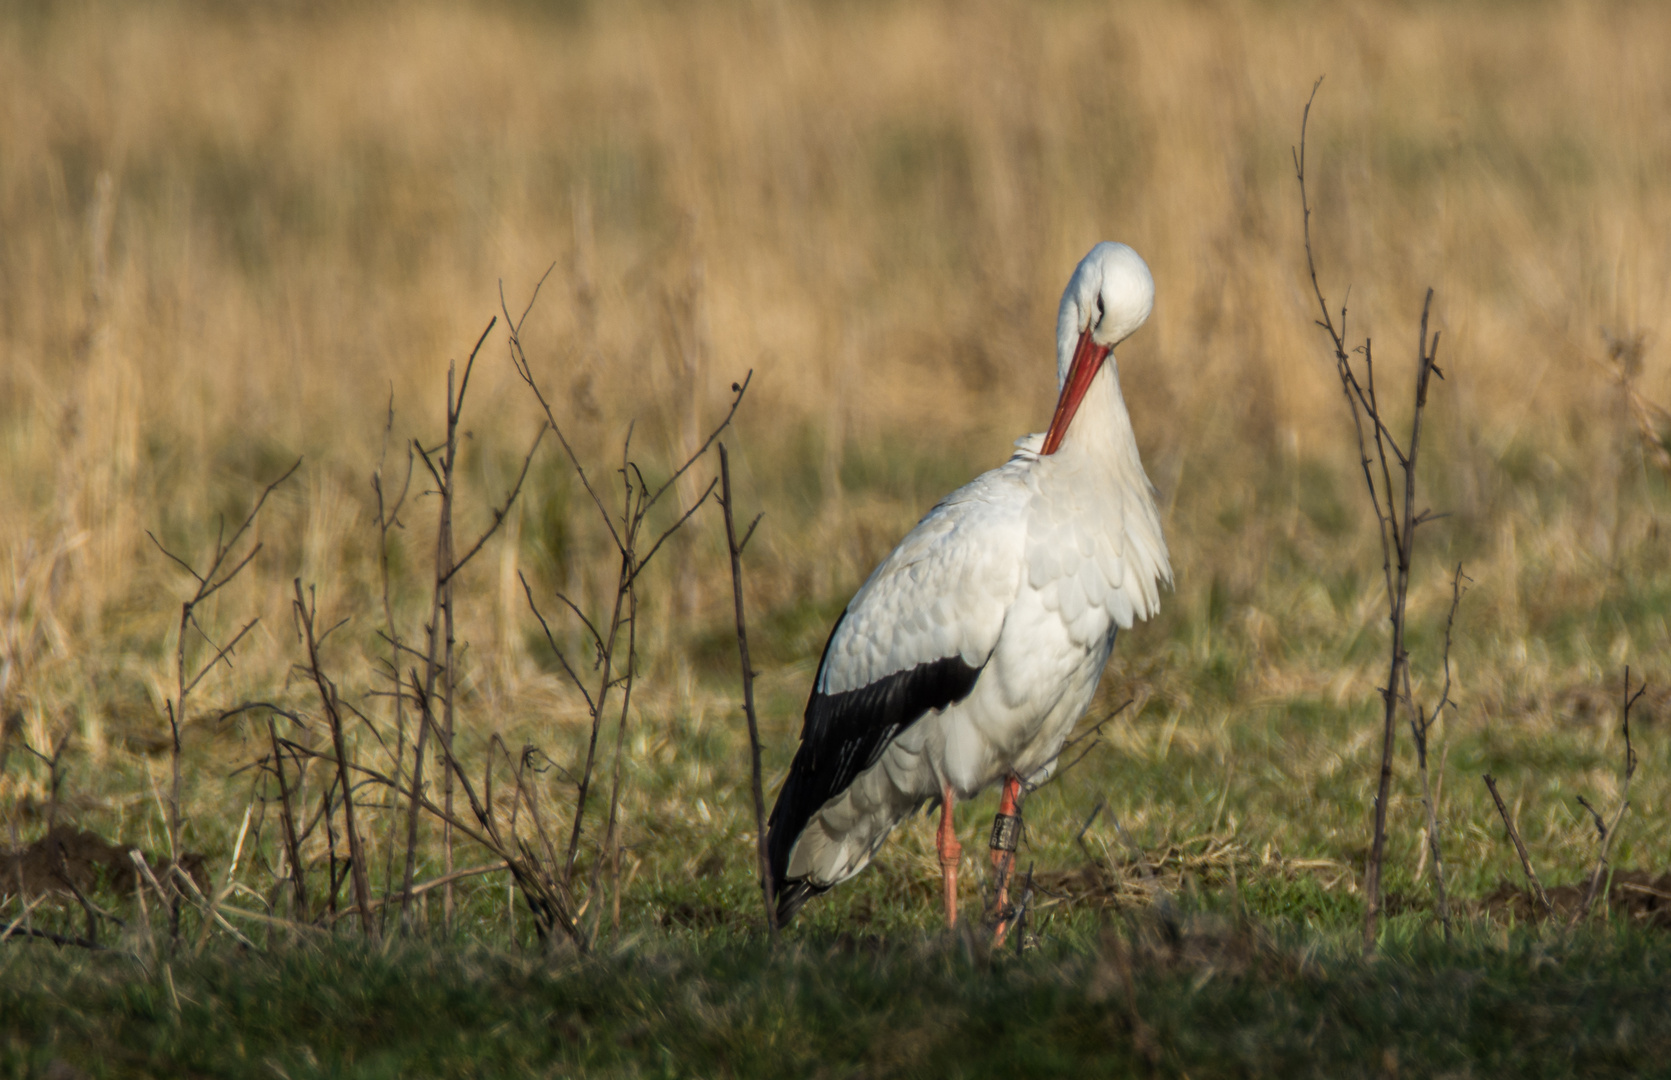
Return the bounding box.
[991,775,1022,946]
[937,784,962,927]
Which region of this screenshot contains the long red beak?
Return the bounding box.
[1041,328,1111,455]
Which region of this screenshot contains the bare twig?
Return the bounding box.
[292,580,375,938]
[719,443,776,940]
[149,458,299,922]
[330,862,511,922]
[1577,669,1645,922]
[1483,774,1554,919]
[405,667,579,946]
[1012,863,1035,956]
[440,422,549,586]
[1295,81,1447,953]
[595,579,637,945]
[1405,564,1465,941]
[496,276,755,944]
[1027,700,1134,793]
[373,391,415,924]
[265,714,309,920]
[398,316,542,934]
[0,920,104,950]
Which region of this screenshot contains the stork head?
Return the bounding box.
[1042,242,1154,455]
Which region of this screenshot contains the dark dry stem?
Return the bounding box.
[518,573,596,717]
[439,422,548,587]
[407,668,579,945]
[1012,863,1035,956]
[1483,774,1554,918]
[328,861,511,922]
[1575,795,1608,844]
[491,736,569,894]
[331,670,582,945]
[510,305,751,937]
[719,442,776,940]
[503,275,622,551]
[0,920,106,951]
[149,457,299,902]
[595,581,638,944]
[627,476,718,586]
[266,715,308,919]
[292,580,376,938]
[399,317,506,933]
[180,617,260,700]
[1577,670,1645,922]
[559,550,628,883]
[1294,82,1446,953]
[1406,563,1465,941]
[372,396,415,928]
[439,364,458,929]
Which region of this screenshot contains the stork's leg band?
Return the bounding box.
[989,812,1020,854]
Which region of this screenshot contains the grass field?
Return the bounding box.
[4,0,1671,1075]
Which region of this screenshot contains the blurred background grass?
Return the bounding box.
[2,0,1669,940]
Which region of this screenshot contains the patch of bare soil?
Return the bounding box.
[1481,870,1671,928]
[0,825,207,900]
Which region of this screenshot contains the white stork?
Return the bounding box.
[766,242,1172,931]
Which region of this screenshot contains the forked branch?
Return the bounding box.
[1294,80,1449,954]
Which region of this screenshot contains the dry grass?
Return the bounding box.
[2,0,1670,942]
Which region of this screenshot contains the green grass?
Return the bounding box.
[5,917,1671,1079]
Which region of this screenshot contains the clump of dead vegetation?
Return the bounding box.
[0,273,762,957]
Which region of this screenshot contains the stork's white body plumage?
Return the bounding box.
[767,242,1171,925]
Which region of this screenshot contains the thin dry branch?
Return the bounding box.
[440,422,549,586]
[404,667,580,945]
[1295,81,1447,954]
[292,580,376,938]
[518,573,597,717]
[1577,670,1645,922]
[1405,564,1465,941]
[499,275,751,945]
[719,443,775,940]
[1483,774,1554,919]
[149,458,299,908]
[503,273,621,551]
[331,862,511,922]
[396,316,527,933]
[372,393,416,923]
[1028,700,1134,794]
[265,715,309,918]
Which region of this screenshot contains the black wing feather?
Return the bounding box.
[766,615,982,923]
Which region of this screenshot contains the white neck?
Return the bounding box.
[1039,358,1174,602]
[1052,361,1143,474]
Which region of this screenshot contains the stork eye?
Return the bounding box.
[1094,294,1105,325]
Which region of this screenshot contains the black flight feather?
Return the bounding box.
[766,614,983,923]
